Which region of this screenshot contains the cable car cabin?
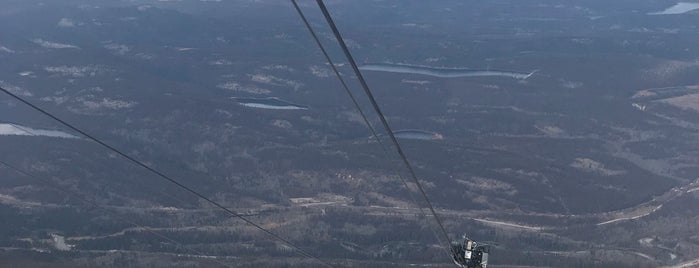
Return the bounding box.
[452,238,489,268]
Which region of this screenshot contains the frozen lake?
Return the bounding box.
[360,63,535,79]
[233,97,309,110]
[649,2,699,15]
[0,123,77,139]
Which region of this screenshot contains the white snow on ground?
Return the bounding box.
[271,119,292,129]
[535,125,565,136]
[135,53,155,60]
[664,258,699,268]
[104,43,130,55]
[262,64,294,72]
[50,234,74,251]
[660,93,699,112]
[632,103,647,111]
[639,237,654,247]
[238,103,307,110]
[0,45,14,53]
[80,98,137,110]
[249,74,303,89]
[309,65,331,78]
[217,81,270,94]
[18,71,33,77]
[0,123,78,139]
[57,18,75,27]
[0,81,32,96]
[401,79,431,85]
[32,39,79,49]
[44,65,103,77]
[209,59,232,65]
[642,60,699,81]
[473,218,543,231]
[561,80,584,89]
[631,252,655,261]
[40,95,70,105]
[597,205,663,225]
[570,158,626,176]
[649,2,699,15]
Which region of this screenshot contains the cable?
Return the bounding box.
[0,86,334,268]
[314,0,455,256]
[290,0,453,260]
[0,159,233,268]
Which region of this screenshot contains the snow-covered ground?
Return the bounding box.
[649,2,699,15]
[32,39,79,49]
[0,123,78,139]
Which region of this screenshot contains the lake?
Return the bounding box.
[360,63,535,79]
[233,97,309,110]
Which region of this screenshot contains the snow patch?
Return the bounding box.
[456,177,517,196]
[81,98,137,110]
[50,234,74,251]
[239,103,306,110]
[0,123,78,139]
[104,43,130,55]
[643,60,699,81]
[32,39,79,49]
[660,93,699,112]
[632,103,647,111]
[535,125,565,136]
[597,205,663,225]
[401,79,431,85]
[249,74,303,90]
[571,158,626,176]
[0,45,15,53]
[217,81,270,94]
[561,80,584,89]
[309,65,331,78]
[0,81,32,97]
[474,219,542,231]
[639,237,654,247]
[262,64,294,72]
[209,59,232,65]
[45,65,103,77]
[649,2,699,15]
[57,18,75,28]
[271,119,292,129]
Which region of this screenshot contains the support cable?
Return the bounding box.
[314,0,455,256]
[290,0,452,260]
